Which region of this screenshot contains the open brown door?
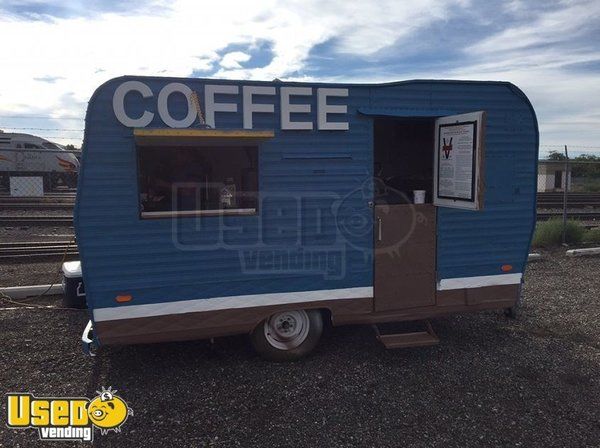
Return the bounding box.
[372,112,486,313]
[372,118,437,312]
[374,204,436,311]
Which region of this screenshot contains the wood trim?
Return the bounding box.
[93,287,374,322]
[134,128,275,139]
[94,284,519,346]
[141,208,257,219]
[95,297,373,345]
[476,111,487,210]
[333,299,516,326]
[335,284,519,325]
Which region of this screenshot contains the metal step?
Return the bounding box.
[373,321,439,349]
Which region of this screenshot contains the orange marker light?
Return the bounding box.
[501,264,513,272]
[115,294,132,303]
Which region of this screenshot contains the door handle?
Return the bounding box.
[377,217,382,242]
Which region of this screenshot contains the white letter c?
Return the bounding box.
[113,81,154,128]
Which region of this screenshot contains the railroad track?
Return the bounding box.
[0,199,74,209]
[0,203,75,209]
[537,192,600,208]
[0,216,73,225]
[0,196,76,201]
[0,193,75,199]
[0,193,76,209]
[537,211,600,221]
[0,240,78,260]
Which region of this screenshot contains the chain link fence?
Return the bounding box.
[537,152,600,245]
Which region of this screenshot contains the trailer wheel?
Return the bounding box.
[251,309,323,361]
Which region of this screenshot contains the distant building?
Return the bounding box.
[537,160,571,192]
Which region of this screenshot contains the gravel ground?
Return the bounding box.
[1,251,599,447]
[0,260,66,287]
[0,207,73,216]
[0,226,74,243]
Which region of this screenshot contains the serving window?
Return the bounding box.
[137,145,258,218]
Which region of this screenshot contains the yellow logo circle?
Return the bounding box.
[87,387,131,433]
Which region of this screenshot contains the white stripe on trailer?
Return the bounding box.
[93,286,374,322]
[437,273,522,291]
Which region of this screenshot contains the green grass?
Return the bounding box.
[532,218,585,247]
[582,228,600,244]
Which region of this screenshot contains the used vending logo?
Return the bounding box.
[6,386,132,442]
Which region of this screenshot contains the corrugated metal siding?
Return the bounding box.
[76,77,537,318]
[76,78,375,315]
[368,82,537,279]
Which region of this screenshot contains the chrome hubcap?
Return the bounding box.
[264,310,310,350]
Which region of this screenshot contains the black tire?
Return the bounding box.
[251,309,323,361]
[504,306,518,319]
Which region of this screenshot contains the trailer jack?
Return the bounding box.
[81,320,97,357]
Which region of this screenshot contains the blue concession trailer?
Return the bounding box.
[76,76,538,359]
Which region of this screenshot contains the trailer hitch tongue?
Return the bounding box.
[81,320,97,357]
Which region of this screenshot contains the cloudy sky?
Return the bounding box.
[0,0,599,156]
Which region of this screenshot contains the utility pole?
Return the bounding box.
[562,145,569,245]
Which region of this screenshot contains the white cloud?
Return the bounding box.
[0,0,598,151]
[219,51,251,69]
[0,0,467,123]
[456,0,600,151]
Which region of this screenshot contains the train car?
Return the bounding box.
[76,76,538,360]
[0,131,80,191]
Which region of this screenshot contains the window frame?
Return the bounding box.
[135,142,260,220]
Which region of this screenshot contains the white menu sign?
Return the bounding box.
[437,122,476,200]
[433,111,486,211]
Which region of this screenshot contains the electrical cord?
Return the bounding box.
[0,235,85,311]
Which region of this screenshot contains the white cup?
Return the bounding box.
[413,190,426,204]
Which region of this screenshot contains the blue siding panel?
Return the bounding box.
[76,77,538,323]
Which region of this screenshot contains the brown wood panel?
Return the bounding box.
[333,297,516,326]
[436,289,467,306]
[374,204,436,312]
[376,241,436,275]
[95,285,520,346]
[378,204,436,243]
[466,284,519,305]
[96,297,373,345]
[375,273,436,310]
